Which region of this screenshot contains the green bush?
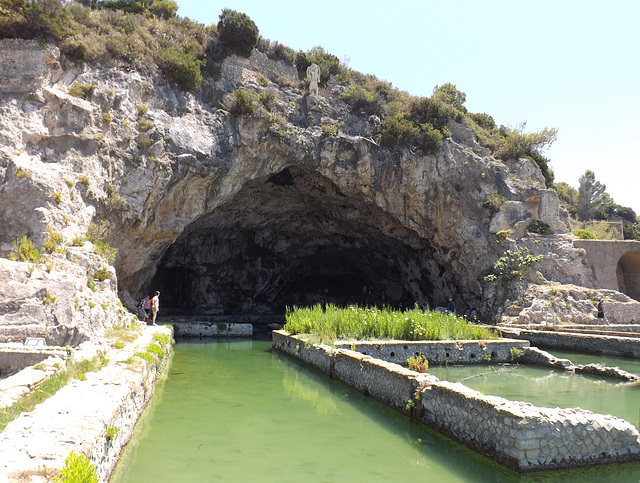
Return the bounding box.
[157,46,203,90]
[68,81,95,100]
[572,228,597,239]
[407,354,428,373]
[43,230,64,253]
[380,115,419,148]
[418,122,444,153]
[259,88,278,111]
[60,37,89,62]
[10,235,41,263]
[484,249,544,286]
[469,112,496,130]
[527,219,552,235]
[229,88,255,116]
[147,343,165,360]
[56,451,98,483]
[94,240,118,262]
[484,192,507,215]
[217,8,258,58]
[339,86,385,117]
[93,267,110,281]
[149,0,178,19]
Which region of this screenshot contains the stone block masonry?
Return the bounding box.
[272,330,640,473]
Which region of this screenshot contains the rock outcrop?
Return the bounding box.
[0,39,638,342]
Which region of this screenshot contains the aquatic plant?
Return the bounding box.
[284,304,498,342]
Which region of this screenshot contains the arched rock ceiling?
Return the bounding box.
[149,167,446,314]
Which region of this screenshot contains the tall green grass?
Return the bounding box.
[284,304,498,342]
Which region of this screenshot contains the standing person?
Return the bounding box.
[144,294,151,321]
[597,299,608,325]
[137,295,150,322]
[151,291,160,326]
[447,298,456,314]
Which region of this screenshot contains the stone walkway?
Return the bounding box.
[0,325,171,482]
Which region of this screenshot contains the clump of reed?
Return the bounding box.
[284,304,498,342]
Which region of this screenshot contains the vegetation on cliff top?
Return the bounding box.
[0,1,557,179]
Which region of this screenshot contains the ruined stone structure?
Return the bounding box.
[574,239,640,302]
[273,331,640,473]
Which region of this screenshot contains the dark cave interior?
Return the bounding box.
[149,167,441,315]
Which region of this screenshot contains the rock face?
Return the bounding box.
[0,39,637,341]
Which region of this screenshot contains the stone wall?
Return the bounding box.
[272,330,640,473]
[0,39,60,94]
[220,50,298,88]
[420,380,640,472]
[0,347,66,377]
[334,339,530,365]
[499,327,640,358]
[171,322,252,338]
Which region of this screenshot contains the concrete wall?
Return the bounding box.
[272,331,640,473]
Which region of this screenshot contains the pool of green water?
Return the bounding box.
[111,340,640,482]
[429,350,640,427]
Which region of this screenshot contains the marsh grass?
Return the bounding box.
[0,353,108,432]
[284,304,498,342]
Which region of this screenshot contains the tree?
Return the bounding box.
[217,9,258,58]
[576,170,611,220]
[432,83,466,110]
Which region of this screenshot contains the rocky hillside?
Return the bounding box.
[0,38,637,344]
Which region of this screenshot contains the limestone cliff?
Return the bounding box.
[0,39,635,343]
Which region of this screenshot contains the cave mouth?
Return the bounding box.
[616,250,640,302]
[150,166,440,315]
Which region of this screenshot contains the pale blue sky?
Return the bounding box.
[176,0,640,215]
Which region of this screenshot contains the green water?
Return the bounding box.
[111,341,640,482]
[429,351,640,426]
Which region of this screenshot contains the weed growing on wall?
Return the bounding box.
[56,451,98,483]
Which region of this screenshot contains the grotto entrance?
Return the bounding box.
[616,250,640,302]
[150,167,440,315]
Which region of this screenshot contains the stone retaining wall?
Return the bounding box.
[171,322,252,338]
[334,339,530,365]
[0,347,66,377]
[499,328,640,358]
[272,330,640,473]
[0,326,172,482]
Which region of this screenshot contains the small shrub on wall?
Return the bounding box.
[527,219,551,235]
[229,89,255,116]
[572,228,597,239]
